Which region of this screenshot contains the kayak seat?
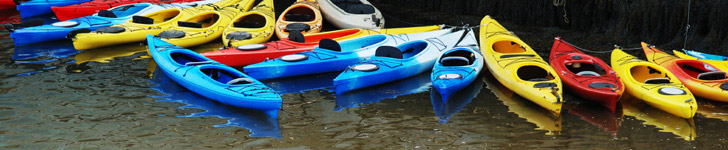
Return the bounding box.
[375,46,403,59]
[441,56,470,66]
[576,71,601,76]
[233,22,261,28]
[178,21,203,28]
[132,16,154,24]
[285,23,310,32]
[288,31,305,43]
[96,27,125,33]
[285,14,312,21]
[158,30,186,38]
[319,39,341,52]
[333,0,375,14]
[226,31,252,40]
[98,10,117,18]
[644,78,671,84]
[226,77,254,85]
[697,71,727,80]
[589,82,616,89]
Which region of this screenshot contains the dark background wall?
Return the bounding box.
[368,0,728,54]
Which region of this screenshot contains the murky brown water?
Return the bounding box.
[2,1,728,149]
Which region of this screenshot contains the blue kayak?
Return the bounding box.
[243,29,452,81]
[684,50,728,61]
[17,0,90,18]
[146,35,282,118]
[334,29,478,94]
[431,47,484,101]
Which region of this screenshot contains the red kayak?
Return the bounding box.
[51,0,199,21]
[0,0,18,10]
[549,37,624,112]
[200,32,324,68]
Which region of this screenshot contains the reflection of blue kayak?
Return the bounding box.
[431,76,483,123]
[431,47,483,101]
[150,71,281,138]
[244,29,452,81]
[263,72,337,94]
[335,72,431,111]
[684,50,728,61]
[334,29,478,94]
[17,0,90,18]
[12,40,77,64]
[146,35,282,118]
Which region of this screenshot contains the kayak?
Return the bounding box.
[221,0,274,47]
[684,50,728,61]
[431,47,484,101]
[610,48,696,118]
[675,50,728,72]
[641,43,728,102]
[71,0,240,50]
[549,37,623,112]
[275,0,322,39]
[483,73,562,135]
[479,15,563,115]
[10,1,218,46]
[17,0,90,18]
[621,95,696,141]
[201,25,442,67]
[243,28,452,81]
[319,0,383,29]
[52,0,201,21]
[146,34,282,117]
[1,0,17,9]
[157,0,256,48]
[334,29,478,94]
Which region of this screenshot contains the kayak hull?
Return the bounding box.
[17,0,90,18]
[158,0,256,48]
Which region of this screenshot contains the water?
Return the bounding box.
[3,2,728,149]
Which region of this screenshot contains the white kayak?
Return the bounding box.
[319,0,384,29]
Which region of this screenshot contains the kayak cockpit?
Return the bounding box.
[675,60,727,80]
[133,9,180,24]
[630,65,673,84]
[170,52,209,66]
[179,13,219,28]
[440,49,476,66]
[233,13,266,28]
[374,41,427,59]
[284,6,315,22]
[517,65,555,82]
[492,40,526,53]
[565,62,606,77]
[199,67,250,85]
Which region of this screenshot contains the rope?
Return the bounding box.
[682,0,692,50]
[553,0,569,23]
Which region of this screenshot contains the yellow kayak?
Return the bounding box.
[157,0,255,47]
[479,15,563,115]
[483,74,561,135]
[221,0,275,47]
[611,48,696,118]
[642,43,728,103]
[673,50,728,72]
[622,95,696,141]
[275,0,322,39]
[72,0,243,50]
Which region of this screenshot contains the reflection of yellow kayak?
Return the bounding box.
[74,43,148,64]
[221,0,275,47]
[697,100,728,122]
[622,95,696,141]
[611,48,697,118]
[483,73,562,135]
[479,15,562,115]
[673,50,728,74]
[72,0,243,50]
[158,0,256,47]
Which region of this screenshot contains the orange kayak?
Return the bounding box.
[275,0,322,39]
[641,42,728,102]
